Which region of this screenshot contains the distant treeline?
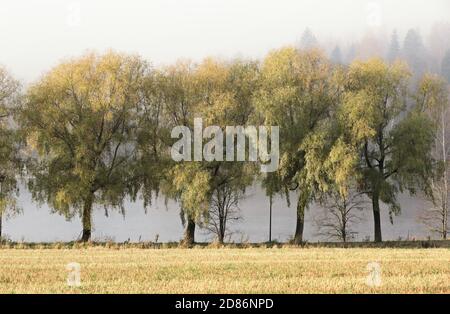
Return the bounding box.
[300,26,450,83]
[1,32,449,244]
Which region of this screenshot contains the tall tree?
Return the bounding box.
[331,46,343,65]
[20,52,152,242]
[197,59,257,244]
[0,66,22,238]
[427,22,450,71]
[403,29,428,80]
[441,50,450,83]
[387,30,400,63]
[339,59,435,242]
[158,60,203,245]
[132,67,168,210]
[161,58,258,245]
[255,47,341,244]
[416,74,449,239]
[299,28,318,50]
[301,121,366,243]
[345,44,357,65]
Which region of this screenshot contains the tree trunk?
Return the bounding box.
[443,208,447,240]
[443,201,448,239]
[218,232,224,244]
[372,190,382,243]
[0,212,2,239]
[441,112,448,241]
[218,220,225,244]
[81,193,94,242]
[342,212,348,243]
[183,216,196,245]
[293,194,305,245]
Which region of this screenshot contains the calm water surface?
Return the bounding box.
[3,185,431,243]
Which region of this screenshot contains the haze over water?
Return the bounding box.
[4,185,430,242]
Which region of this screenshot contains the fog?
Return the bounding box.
[1,0,449,82]
[2,184,431,243]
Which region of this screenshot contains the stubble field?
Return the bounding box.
[0,247,448,293]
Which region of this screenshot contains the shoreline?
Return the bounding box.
[1,239,449,249]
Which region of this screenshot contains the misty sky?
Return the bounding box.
[1,0,449,83]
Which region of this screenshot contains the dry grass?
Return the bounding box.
[0,247,448,293]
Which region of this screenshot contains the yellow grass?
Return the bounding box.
[0,247,449,293]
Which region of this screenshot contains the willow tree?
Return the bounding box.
[0,66,22,238]
[158,60,203,244]
[132,67,169,210]
[339,59,434,242]
[196,59,258,243]
[301,118,365,243]
[254,47,340,244]
[20,52,151,242]
[162,58,258,244]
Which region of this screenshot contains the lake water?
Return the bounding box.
[3,185,433,243]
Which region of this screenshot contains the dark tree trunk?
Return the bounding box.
[218,233,224,244]
[443,218,447,240]
[293,194,305,245]
[443,210,447,240]
[81,193,94,242]
[372,190,382,243]
[342,215,347,243]
[183,216,196,245]
[218,213,225,244]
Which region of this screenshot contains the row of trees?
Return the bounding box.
[0,47,449,244]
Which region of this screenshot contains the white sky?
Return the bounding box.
[1,0,449,82]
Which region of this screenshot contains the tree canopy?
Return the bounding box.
[1,47,447,244]
[335,59,434,241]
[19,52,155,241]
[254,47,342,244]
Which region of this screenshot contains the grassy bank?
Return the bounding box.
[1,239,449,249]
[0,247,448,293]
